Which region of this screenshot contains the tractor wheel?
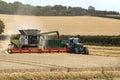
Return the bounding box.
[69,48,74,53]
[83,47,89,55]
[74,48,79,54]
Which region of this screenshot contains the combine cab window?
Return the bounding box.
[28,35,39,44]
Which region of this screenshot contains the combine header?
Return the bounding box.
[8,29,89,54]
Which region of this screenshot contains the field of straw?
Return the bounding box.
[0,71,120,80]
[86,45,120,57]
[0,14,120,35]
[0,53,120,79]
[0,53,119,72]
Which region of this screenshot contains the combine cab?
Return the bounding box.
[10,30,40,48]
[8,29,89,55]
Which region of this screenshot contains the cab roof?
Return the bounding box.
[19,29,40,35]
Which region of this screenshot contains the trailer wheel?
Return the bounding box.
[83,47,89,55]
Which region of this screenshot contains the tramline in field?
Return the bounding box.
[8,29,89,54]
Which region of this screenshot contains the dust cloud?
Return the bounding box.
[0,15,45,53]
[5,15,44,34]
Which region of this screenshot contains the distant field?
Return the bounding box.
[0,14,120,35]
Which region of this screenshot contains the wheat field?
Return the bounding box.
[0,53,120,79]
[0,71,120,80]
[86,45,120,57]
[1,14,120,56]
[0,14,120,79]
[0,14,120,35]
[0,53,119,72]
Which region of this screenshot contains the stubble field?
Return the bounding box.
[0,53,120,80]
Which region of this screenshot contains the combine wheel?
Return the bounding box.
[5,48,10,54]
[10,43,18,48]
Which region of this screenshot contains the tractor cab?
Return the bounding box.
[69,38,81,44]
[64,38,89,54]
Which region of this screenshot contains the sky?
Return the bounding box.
[3,0,120,12]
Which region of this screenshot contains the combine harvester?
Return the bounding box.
[8,29,89,54]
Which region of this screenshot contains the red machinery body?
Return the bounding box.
[10,48,70,54]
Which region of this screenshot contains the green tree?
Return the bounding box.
[88,6,96,15]
[88,6,95,11]
[0,20,5,34]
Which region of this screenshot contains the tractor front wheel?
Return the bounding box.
[83,47,89,55]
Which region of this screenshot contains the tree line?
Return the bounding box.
[0,19,5,34]
[0,1,119,16]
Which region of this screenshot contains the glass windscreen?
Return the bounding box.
[28,35,39,44]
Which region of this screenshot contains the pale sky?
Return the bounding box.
[3,0,120,12]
